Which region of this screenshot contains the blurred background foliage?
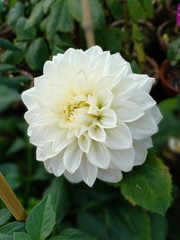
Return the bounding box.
[0,0,180,239]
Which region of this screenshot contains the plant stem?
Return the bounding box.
[81,0,95,48]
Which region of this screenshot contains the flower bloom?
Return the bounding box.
[22,46,162,187]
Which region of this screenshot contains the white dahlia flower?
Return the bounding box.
[22,46,162,187]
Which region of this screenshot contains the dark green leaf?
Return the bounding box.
[43,0,55,14]
[149,213,167,240]
[105,0,124,19]
[120,152,172,215]
[15,17,36,41]
[7,138,26,156]
[7,2,24,27]
[44,177,71,223]
[77,211,109,240]
[0,84,20,113]
[109,205,151,240]
[127,0,146,21]
[46,0,74,38]
[153,96,180,153]
[0,63,17,72]
[0,38,20,51]
[0,222,25,234]
[0,209,11,227]
[0,164,21,189]
[26,2,44,28]
[13,232,31,240]
[26,196,56,240]
[25,38,49,71]
[49,228,96,240]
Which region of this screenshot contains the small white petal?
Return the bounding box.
[52,130,75,152]
[63,142,83,173]
[109,148,134,172]
[129,92,156,111]
[44,151,65,176]
[88,124,106,142]
[96,108,117,129]
[105,122,132,150]
[85,46,103,61]
[114,100,144,122]
[37,142,58,161]
[128,112,158,140]
[151,106,163,125]
[133,140,148,166]
[64,170,82,184]
[97,168,122,183]
[87,141,110,169]
[78,133,91,153]
[79,154,98,187]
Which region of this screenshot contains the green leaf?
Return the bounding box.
[46,0,74,39]
[15,17,36,41]
[153,96,180,153]
[68,0,105,28]
[105,0,124,19]
[0,222,25,235]
[44,177,71,223]
[25,38,49,71]
[13,232,31,240]
[149,213,167,240]
[120,152,172,215]
[0,163,21,189]
[0,84,20,113]
[77,211,109,240]
[109,205,151,240]
[26,1,44,28]
[7,2,24,27]
[127,0,146,21]
[0,209,11,227]
[0,63,17,72]
[49,228,96,240]
[0,38,20,51]
[43,0,55,14]
[26,195,56,240]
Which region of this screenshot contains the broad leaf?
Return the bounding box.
[26,1,44,27]
[0,222,25,234]
[15,17,36,41]
[120,152,172,215]
[25,38,49,71]
[149,213,167,240]
[0,38,20,51]
[0,84,20,113]
[0,63,17,72]
[46,0,73,39]
[13,232,31,240]
[49,228,96,240]
[7,2,24,27]
[0,209,11,227]
[44,177,71,223]
[26,195,56,240]
[0,164,21,189]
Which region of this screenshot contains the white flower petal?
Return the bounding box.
[133,140,148,166]
[97,168,122,183]
[128,112,158,140]
[78,133,91,153]
[105,122,132,150]
[96,108,117,129]
[64,169,82,184]
[37,142,58,161]
[87,141,110,169]
[44,151,65,176]
[88,124,106,142]
[85,46,103,61]
[114,100,144,122]
[63,142,83,173]
[52,130,75,152]
[151,106,163,125]
[129,92,156,111]
[109,148,134,172]
[79,154,98,187]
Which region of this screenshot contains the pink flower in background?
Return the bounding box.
[22,46,162,187]
[177,3,180,26]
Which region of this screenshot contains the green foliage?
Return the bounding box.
[26,196,56,240]
[120,152,172,215]
[167,38,180,66]
[0,1,178,239]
